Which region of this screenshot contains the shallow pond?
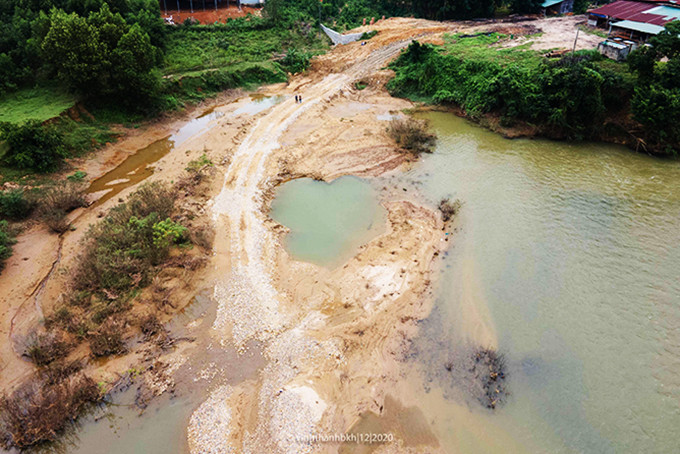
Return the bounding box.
[270,176,386,268]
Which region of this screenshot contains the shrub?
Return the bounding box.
[360,30,377,40]
[37,182,87,233]
[89,319,127,357]
[387,117,436,154]
[25,332,72,367]
[438,198,462,222]
[0,372,100,449]
[139,313,163,337]
[72,182,178,295]
[67,171,87,182]
[0,220,15,270]
[0,189,33,220]
[1,121,67,172]
[280,48,311,74]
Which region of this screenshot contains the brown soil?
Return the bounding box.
[161,4,259,24]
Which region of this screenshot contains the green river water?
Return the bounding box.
[391,112,680,454]
[28,110,680,454]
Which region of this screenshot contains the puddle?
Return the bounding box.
[32,293,265,454]
[233,94,286,116]
[270,176,385,268]
[86,110,223,208]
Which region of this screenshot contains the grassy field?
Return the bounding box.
[441,33,545,67]
[163,24,328,76]
[0,87,76,124]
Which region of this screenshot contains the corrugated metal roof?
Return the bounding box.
[612,19,666,34]
[542,0,564,7]
[589,1,654,19]
[646,5,680,20]
[589,1,680,26]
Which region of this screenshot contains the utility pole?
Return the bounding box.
[572,28,580,55]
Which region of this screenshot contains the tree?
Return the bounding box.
[509,0,542,14]
[41,5,161,109]
[41,9,107,92]
[2,121,67,171]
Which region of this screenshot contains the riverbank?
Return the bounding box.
[385,17,677,156]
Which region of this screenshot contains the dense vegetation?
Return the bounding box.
[388,35,633,140]
[0,0,326,176]
[388,28,680,154]
[628,21,680,153]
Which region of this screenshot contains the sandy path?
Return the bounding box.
[188,20,459,454]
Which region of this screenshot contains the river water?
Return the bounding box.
[269,111,680,453]
[392,112,680,454]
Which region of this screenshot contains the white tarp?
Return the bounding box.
[321,24,365,45]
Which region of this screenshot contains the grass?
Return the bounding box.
[441,32,545,68]
[0,86,76,124]
[162,24,327,76]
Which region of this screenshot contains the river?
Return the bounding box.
[392,111,680,453]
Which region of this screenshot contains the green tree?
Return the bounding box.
[1,120,67,171]
[41,9,107,92]
[509,0,543,14]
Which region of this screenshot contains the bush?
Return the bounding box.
[0,372,100,449]
[38,182,87,233]
[388,40,632,140]
[89,319,127,357]
[0,189,33,220]
[387,117,436,154]
[360,30,377,40]
[279,48,311,74]
[1,121,67,172]
[25,332,72,366]
[0,220,15,270]
[438,198,462,222]
[72,182,178,295]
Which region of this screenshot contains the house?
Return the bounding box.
[598,38,639,60]
[542,0,575,15]
[588,1,680,41]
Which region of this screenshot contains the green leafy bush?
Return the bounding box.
[388,40,630,140]
[1,120,66,172]
[73,182,179,296]
[0,220,15,269]
[0,189,33,220]
[280,48,311,74]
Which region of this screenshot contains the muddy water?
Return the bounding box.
[390,112,680,453]
[33,293,265,454]
[86,109,224,208]
[85,94,284,209]
[270,176,386,268]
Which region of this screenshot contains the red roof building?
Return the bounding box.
[589,1,680,26]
